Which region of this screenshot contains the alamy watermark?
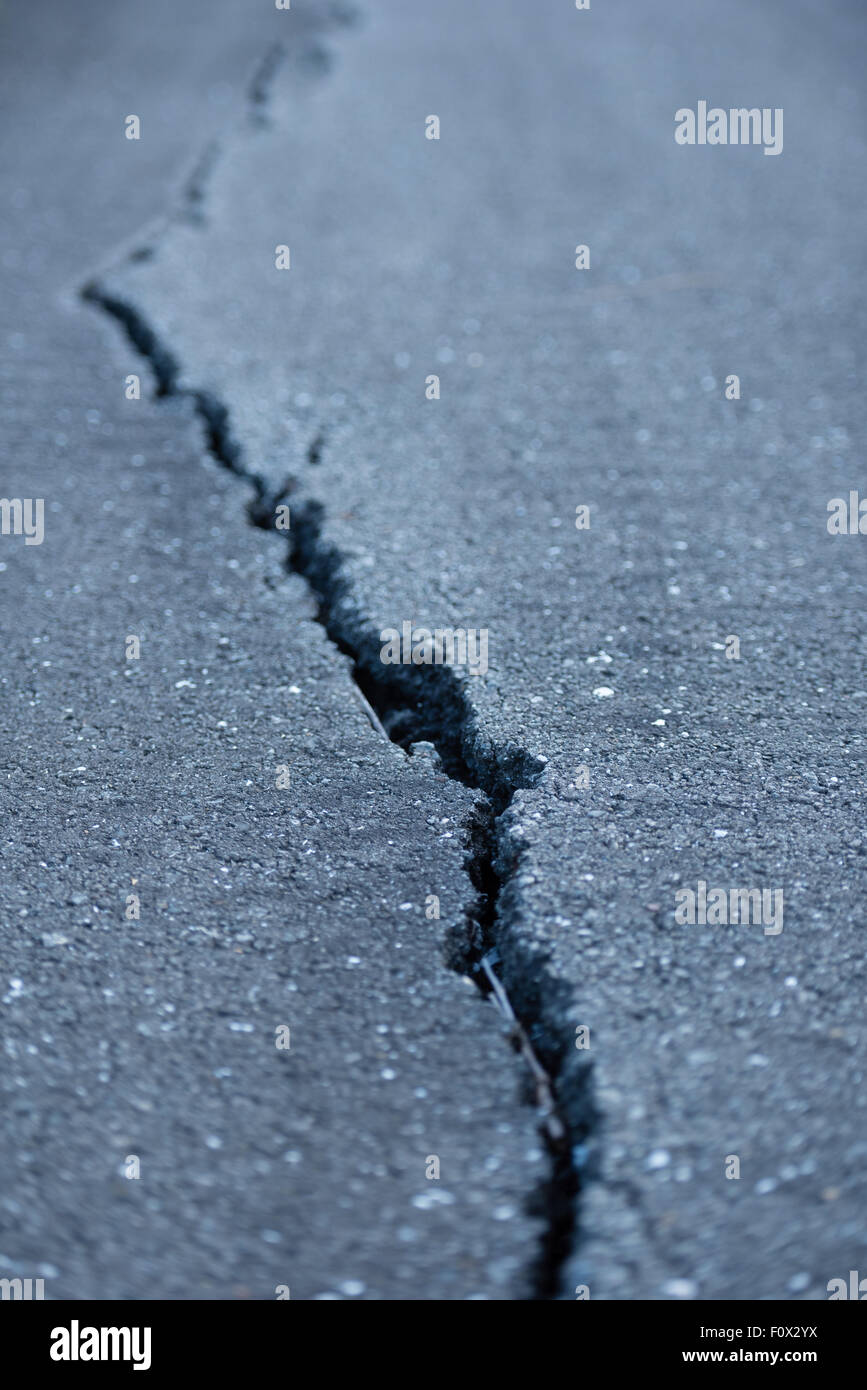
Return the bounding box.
[674,880,783,935]
[380,623,489,676]
[0,497,44,545]
[1,1276,45,1299]
[827,492,867,534]
[675,103,783,156]
[827,1271,867,1299]
[50,1322,152,1371]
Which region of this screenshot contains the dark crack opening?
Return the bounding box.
[81,279,589,1301]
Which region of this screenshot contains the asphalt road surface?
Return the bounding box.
[1,0,865,1301]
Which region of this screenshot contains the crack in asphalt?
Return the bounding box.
[78,15,589,1298]
[278,487,582,1296]
[246,42,288,128]
[82,276,585,1297]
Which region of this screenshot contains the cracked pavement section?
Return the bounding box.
[0,0,549,1300]
[91,0,867,1300]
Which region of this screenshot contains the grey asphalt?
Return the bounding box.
[2,0,866,1300]
[0,0,547,1301]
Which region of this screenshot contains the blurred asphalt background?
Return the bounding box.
[1,0,865,1300]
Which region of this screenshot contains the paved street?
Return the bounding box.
[1,0,865,1299]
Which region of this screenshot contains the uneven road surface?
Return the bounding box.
[1,0,865,1300]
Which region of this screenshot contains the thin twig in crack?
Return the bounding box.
[480,953,566,1145]
[351,682,390,740]
[83,279,578,1297]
